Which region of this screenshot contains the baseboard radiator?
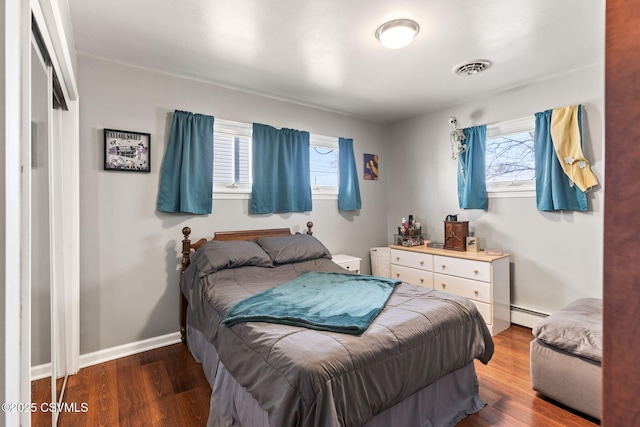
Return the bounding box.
[510,305,549,329]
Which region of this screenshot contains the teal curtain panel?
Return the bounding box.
[338,137,362,211]
[157,110,214,214]
[458,125,488,209]
[534,107,587,211]
[250,123,312,214]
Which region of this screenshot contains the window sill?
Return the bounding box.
[213,192,250,200]
[487,189,536,198]
[212,192,339,201]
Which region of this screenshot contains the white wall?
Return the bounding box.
[387,64,604,316]
[77,56,390,354]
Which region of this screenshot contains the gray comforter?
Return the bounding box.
[181,258,494,427]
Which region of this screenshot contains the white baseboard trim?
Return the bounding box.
[510,305,549,329]
[31,364,54,381]
[31,332,182,381]
[79,332,182,369]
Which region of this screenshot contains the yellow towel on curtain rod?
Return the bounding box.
[550,105,599,192]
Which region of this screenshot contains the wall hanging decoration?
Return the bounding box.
[104,128,150,172]
[364,153,379,180]
[449,116,466,160]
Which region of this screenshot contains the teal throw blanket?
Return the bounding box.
[222,272,401,335]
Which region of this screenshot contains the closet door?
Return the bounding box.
[30,28,64,426]
[30,28,53,385]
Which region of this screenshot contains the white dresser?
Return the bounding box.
[390,245,510,336]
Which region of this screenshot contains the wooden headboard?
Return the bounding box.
[179,221,314,343]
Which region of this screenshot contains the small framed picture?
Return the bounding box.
[466,236,479,252]
[364,153,378,180]
[104,129,150,172]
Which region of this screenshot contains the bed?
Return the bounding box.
[179,223,494,427]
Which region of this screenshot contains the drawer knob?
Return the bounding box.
[420,277,424,283]
[441,283,446,289]
[346,266,350,269]
[396,256,401,261]
[474,289,479,295]
[396,272,401,278]
[473,269,479,274]
[420,260,424,265]
[441,264,446,269]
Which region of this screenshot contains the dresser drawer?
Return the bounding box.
[433,255,490,282]
[391,264,434,289]
[471,300,492,326]
[338,260,360,272]
[332,254,361,273]
[391,249,433,271]
[434,273,491,304]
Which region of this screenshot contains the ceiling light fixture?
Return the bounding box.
[375,19,420,49]
[452,60,492,76]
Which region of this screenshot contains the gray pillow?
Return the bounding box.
[256,234,332,265]
[192,240,273,277]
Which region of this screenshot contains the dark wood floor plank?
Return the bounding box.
[80,361,119,427]
[175,388,211,427]
[32,325,600,426]
[31,377,52,427]
[116,355,154,427]
[142,361,182,427]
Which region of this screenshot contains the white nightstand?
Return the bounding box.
[332,254,362,273]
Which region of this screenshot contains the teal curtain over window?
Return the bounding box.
[534,108,587,211]
[458,125,487,209]
[157,110,214,214]
[338,137,362,211]
[250,123,312,214]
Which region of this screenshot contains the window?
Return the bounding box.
[486,117,536,196]
[212,119,340,199]
[213,119,252,195]
[310,134,339,197]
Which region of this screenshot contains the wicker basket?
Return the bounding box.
[370,247,391,278]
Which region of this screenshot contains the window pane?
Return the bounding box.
[213,120,252,185]
[213,133,233,183]
[310,146,338,187]
[235,136,250,183]
[485,131,535,183]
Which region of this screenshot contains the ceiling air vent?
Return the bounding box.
[453,60,492,76]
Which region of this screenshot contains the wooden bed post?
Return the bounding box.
[181,226,192,272]
[180,227,192,344]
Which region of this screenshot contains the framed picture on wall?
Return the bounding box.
[104,128,151,172]
[364,153,378,180]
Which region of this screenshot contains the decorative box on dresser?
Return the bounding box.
[390,245,510,336]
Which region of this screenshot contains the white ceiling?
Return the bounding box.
[67,0,604,124]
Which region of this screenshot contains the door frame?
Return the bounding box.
[2,1,79,425]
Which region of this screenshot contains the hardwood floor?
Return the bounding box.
[458,325,599,427]
[32,326,599,426]
[31,344,211,427]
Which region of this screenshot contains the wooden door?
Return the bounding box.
[604,1,640,424]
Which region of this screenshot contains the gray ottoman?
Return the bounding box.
[530,298,602,420]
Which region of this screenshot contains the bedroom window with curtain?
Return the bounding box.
[212,118,339,199]
[485,116,536,197]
